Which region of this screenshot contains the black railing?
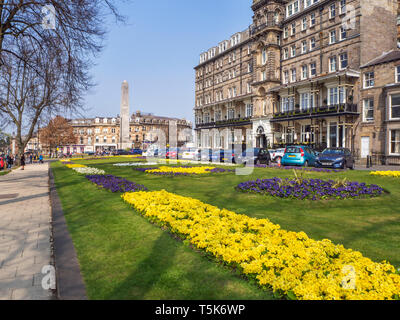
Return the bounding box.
[196,117,252,129]
[273,103,358,120]
[250,21,282,35]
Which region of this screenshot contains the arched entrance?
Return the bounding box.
[256,126,268,148]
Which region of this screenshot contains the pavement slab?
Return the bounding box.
[0,163,53,300]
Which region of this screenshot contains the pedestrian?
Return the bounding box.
[20,154,26,170]
[30,153,33,164]
[7,154,13,169]
[39,154,44,164]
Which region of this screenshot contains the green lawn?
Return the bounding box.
[51,158,400,300]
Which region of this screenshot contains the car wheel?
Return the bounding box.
[304,161,309,167]
[276,157,282,164]
[341,162,346,170]
[256,159,261,165]
[349,161,355,170]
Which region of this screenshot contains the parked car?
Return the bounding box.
[114,149,130,156]
[131,148,143,155]
[166,148,180,159]
[270,148,286,163]
[0,156,4,170]
[224,149,238,164]
[200,149,213,162]
[315,147,355,170]
[210,150,226,163]
[181,148,200,160]
[281,146,318,167]
[238,148,271,165]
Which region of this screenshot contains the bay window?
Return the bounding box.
[390,130,400,155]
[390,94,400,119]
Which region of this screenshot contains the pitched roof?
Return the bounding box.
[361,50,400,68]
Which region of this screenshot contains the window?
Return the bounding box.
[396,66,400,83]
[310,12,316,26]
[301,40,307,54]
[364,72,375,88]
[291,69,297,82]
[291,23,296,36]
[329,87,338,105]
[284,48,289,60]
[329,30,336,44]
[340,0,346,15]
[310,37,316,50]
[228,109,235,120]
[284,27,289,38]
[301,65,308,80]
[390,94,400,119]
[302,17,307,31]
[287,1,299,18]
[291,45,296,57]
[283,70,289,84]
[340,26,347,40]
[310,62,317,77]
[363,99,374,122]
[340,53,348,69]
[329,4,336,19]
[262,48,267,65]
[246,104,253,118]
[390,130,400,154]
[247,82,252,94]
[329,56,337,72]
[262,71,267,81]
[300,93,312,110]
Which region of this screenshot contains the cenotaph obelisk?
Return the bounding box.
[120,80,131,150]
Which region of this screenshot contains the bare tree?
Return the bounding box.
[0,40,86,159]
[0,0,126,159]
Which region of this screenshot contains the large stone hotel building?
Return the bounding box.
[194,0,400,163]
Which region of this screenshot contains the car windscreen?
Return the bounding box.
[286,147,301,154]
[244,149,259,155]
[322,149,344,155]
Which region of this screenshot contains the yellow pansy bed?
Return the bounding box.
[371,171,400,178]
[145,166,217,175]
[65,164,87,169]
[122,190,400,300]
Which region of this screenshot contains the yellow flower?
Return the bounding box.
[371,171,400,178]
[122,190,400,300]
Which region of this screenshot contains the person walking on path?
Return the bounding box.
[6,154,13,169]
[29,154,33,164]
[39,154,44,164]
[20,154,26,170]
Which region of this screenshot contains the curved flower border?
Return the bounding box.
[122,190,400,300]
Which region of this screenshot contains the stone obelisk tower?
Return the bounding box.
[120,80,131,150]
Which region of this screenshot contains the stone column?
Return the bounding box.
[120,80,131,149]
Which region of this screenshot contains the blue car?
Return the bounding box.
[315,148,355,170]
[281,146,318,167]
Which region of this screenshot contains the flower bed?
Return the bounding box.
[113,162,158,167]
[371,171,400,178]
[122,190,400,300]
[86,175,147,193]
[73,167,106,175]
[135,166,234,176]
[236,178,384,200]
[66,164,86,169]
[256,164,340,173]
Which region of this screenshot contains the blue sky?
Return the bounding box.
[82,0,253,123]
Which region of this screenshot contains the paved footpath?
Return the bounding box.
[0,163,52,300]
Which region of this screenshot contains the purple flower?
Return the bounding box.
[85,175,148,193]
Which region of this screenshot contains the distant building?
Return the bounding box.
[51,111,192,154]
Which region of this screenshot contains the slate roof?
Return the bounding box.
[361,50,400,68]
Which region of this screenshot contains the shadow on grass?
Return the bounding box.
[105,231,178,300]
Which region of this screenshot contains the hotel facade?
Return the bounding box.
[194,0,400,163]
